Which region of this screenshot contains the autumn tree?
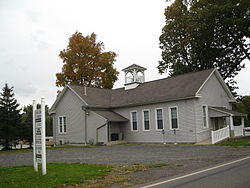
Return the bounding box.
[0,83,21,150]
[159,0,250,87]
[56,32,119,89]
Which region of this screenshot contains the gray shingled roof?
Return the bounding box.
[93,110,128,122]
[122,64,147,72]
[209,107,247,117]
[69,68,214,108]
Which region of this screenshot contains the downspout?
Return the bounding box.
[82,106,88,146]
[85,110,87,146]
[193,100,197,143]
[107,121,109,143]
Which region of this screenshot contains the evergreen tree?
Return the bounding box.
[0,83,21,150]
[21,104,53,148]
[233,95,250,127]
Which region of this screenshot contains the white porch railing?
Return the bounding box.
[234,125,244,136]
[211,126,230,144]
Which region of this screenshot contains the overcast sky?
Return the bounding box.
[0,0,249,108]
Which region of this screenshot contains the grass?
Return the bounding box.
[0,163,168,188]
[80,163,169,187]
[0,163,111,188]
[216,139,250,146]
[0,145,100,155]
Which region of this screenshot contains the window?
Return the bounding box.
[156,108,163,130]
[170,107,178,129]
[58,116,67,133]
[143,110,150,131]
[202,106,208,128]
[131,111,138,131]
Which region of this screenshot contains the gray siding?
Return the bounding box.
[113,99,196,143]
[52,89,108,145]
[97,125,107,143]
[87,111,107,144]
[53,89,86,144]
[195,73,232,142]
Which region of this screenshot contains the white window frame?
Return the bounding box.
[155,108,164,131]
[58,116,67,134]
[130,111,138,132]
[202,105,209,128]
[142,109,150,131]
[169,106,179,130]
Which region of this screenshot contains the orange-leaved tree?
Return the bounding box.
[56,32,119,89]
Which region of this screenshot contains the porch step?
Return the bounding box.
[106,140,127,146]
[196,138,212,145]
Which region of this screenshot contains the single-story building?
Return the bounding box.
[49,64,246,145]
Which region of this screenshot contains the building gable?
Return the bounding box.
[49,85,88,113]
[196,69,235,103]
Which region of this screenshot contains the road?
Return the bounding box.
[140,156,250,188]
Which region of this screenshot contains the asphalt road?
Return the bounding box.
[140,157,250,188]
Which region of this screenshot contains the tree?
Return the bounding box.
[20,104,53,148]
[159,0,250,87]
[56,32,119,89]
[0,83,21,150]
[233,95,250,127]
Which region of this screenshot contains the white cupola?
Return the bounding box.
[122,64,147,90]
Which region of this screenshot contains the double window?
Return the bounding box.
[58,116,67,133]
[156,108,164,130]
[170,107,178,129]
[202,105,208,128]
[143,110,150,131]
[131,111,138,131]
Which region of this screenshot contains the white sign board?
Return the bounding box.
[33,98,47,175]
[35,109,42,163]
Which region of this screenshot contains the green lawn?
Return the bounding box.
[216,138,250,146]
[0,163,111,188]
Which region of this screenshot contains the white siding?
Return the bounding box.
[195,73,232,142]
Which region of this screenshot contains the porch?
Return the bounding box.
[94,110,128,144]
[208,107,247,144]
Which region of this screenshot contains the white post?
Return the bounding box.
[229,115,234,130]
[241,117,245,127]
[32,100,38,172]
[229,115,234,137]
[41,97,47,175]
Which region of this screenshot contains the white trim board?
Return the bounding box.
[142,109,150,131]
[155,108,164,131]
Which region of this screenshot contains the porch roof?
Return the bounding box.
[208,106,247,118]
[93,110,129,122]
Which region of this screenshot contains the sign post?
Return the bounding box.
[174,129,177,145]
[162,129,166,144]
[33,98,47,175]
[32,100,38,172]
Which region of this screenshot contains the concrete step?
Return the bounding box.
[196,138,212,145]
[106,140,127,146]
